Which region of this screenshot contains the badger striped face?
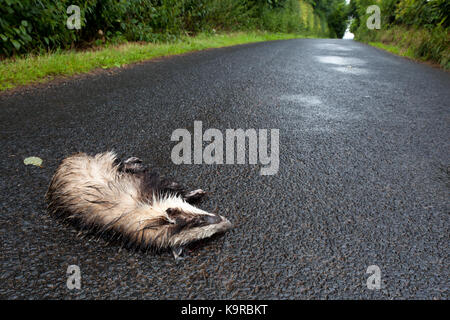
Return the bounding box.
[151,195,232,251]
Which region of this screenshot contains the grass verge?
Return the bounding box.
[0,31,311,91]
[355,25,449,70]
[368,42,416,59]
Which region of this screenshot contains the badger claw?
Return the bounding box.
[172,246,185,260]
[184,189,206,203]
[122,157,146,173]
[124,157,142,165]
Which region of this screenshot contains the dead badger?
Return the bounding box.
[45,151,232,259]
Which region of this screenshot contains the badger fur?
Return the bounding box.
[45,151,232,259]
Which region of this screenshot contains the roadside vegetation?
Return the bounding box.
[350,0,449,69]
[0,0,349,91]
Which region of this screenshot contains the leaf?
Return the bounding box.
[24,156,43,167]
[11,39,20,50]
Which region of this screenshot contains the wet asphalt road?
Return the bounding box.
[1,39,449,299]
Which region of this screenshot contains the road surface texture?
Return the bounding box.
[1,39,449,299]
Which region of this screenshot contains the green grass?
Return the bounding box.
[0,31,309,91]
[368,41,416,59]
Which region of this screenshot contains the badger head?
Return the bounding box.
[151,195,232,259]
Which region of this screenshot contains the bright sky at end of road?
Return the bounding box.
[343,27,355,40]
[343,0,354,39]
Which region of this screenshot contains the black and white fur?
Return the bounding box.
[45,151,232,259]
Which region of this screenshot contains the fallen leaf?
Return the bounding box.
[24,156,43,167]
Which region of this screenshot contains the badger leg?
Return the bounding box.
[137,165,207,203]
[156,177,207,203]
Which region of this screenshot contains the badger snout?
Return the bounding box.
[208,214,233,231]
[204,214,233,231]
[205,214,222,225]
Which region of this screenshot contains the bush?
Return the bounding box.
[0,0,79,55]
[0,0,347,57]
[258,0,304,33]
[349,0,449,68]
